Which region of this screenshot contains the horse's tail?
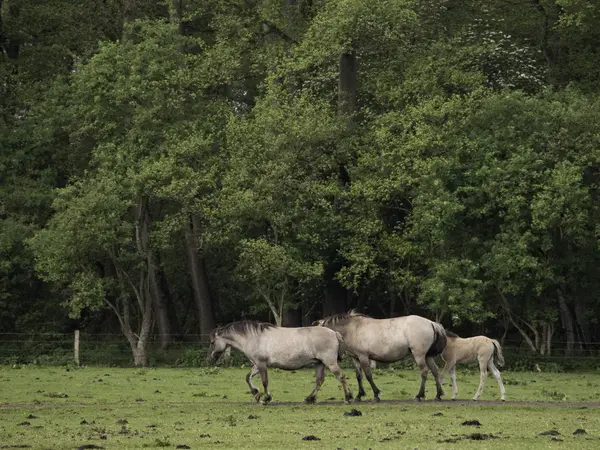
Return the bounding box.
[426,322,448,357]
[492,339,505,367]
[335,331,345,361]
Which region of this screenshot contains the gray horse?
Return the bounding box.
[315,311,447,401]
[207,320,353,404]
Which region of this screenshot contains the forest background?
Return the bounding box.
[2,0,600,367]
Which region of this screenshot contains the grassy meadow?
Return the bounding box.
[1,365,599,449]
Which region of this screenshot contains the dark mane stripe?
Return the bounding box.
[319,310,369,326]
[215,320,275,337]
[446,330,460,338]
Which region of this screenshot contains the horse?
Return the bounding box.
[314,311,447,401]
[207,320,353,404]
[439,331,506,401]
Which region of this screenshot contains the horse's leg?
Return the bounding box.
[439,360,452,397]
[246,365,260,401]
[258,365,272,404]
[438,362,447,386]
[473,357,488,401]
[360,357,381,402]
[426,355,444,400]
[488,360,506,401]
[327,362,353,404]
[450,365,458,400]
[352,358,367,401]
[414,354,429,401]
[304,362,325,404]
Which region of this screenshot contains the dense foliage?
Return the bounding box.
[2,0,600,365]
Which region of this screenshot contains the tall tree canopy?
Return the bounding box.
[1,0,600,364]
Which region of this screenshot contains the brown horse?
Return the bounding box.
[440,331,506,401]
[207,320,353,404]
[315,311,447,401]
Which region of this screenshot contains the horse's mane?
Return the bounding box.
[319,309,369,326]
[213,320,275,338]
[446,330,460,338]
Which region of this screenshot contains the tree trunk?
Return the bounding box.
[132,197,156,366]
[355,288,367,314]
[338,50,357,117]
[135,198,172,350]
[149,258,172,349]
[283,306,302,327]
[323,263,348,316]
[497,289,537,352]
[557,290,575,355]
[170,0,184,35]
[132,345,148,367]
[321,45,358,318]
[545,323,554,356]
[534,0,561,84]
[156,257,179,335]
[283,0,298,40]
[573,298,592,354]
[185,215,215,343]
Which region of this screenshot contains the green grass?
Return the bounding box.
[0,365,599,449]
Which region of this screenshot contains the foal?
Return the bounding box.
[207,320,353,404]
[440,331,506,401]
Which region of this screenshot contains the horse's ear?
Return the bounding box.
[311,320,319,326]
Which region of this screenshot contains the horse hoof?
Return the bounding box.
[374,397,381,403]
[254,393,262,403]
[451,398,457,401]
[435,397,443,402]
[414,397,423,402]
[501,398,506,402]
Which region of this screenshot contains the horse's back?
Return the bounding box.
[445,335,493,364]
[341,316,420,361]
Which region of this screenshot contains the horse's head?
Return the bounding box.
[311,319,324,326]
[206,329,228,365]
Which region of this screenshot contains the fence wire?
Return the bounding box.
[0,332,599,369]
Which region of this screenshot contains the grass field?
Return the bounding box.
[1,365,599,449]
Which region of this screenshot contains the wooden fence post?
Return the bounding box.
[74,330,80,366]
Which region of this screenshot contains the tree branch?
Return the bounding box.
[261,20,299,44]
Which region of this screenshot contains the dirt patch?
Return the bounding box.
[302,435,321,441]
[344,409,362,417]
[439,433,499,443]
[538,429,560,437]
[461,420,481,426]
[380,431,406,442]
[574,429,587,435]
[467,433,498,441]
